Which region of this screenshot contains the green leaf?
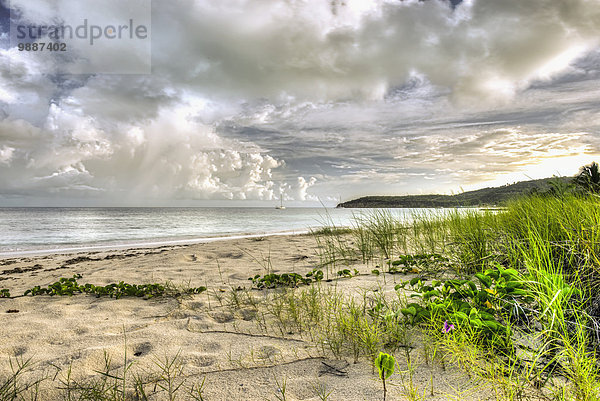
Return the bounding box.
[501,269,519,279]
[504,280,523,289]
[484,269,499,280]
[475,273,492,288]
[452,311,469,323]
[423,289,440,300]
[478,310,496,321]
[401,306,417,317]
[374,352,396,380]
[481,320,499,331]
[415,309,431,322]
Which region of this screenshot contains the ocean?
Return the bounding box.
[0,207,457,256]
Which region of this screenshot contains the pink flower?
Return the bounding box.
[443,320,455,333]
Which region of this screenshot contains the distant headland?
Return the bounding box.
[337,176,573,208]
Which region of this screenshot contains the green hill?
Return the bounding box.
[337,177,572,208]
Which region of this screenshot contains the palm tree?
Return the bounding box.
[574,162,600,193]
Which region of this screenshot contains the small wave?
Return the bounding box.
[0,229,309,258]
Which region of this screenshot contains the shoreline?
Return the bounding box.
[0,229,311,259]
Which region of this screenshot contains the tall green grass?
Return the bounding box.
[431,195,600,400]
[310,194,600,398]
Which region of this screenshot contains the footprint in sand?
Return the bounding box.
[13,346,27,356]
[199,341,222,352]
[210,311,234,323]
[217,251,244,259]
[133,342,153,357]
[74,327,89,335]
[257,346,280,360]
[184,301,205,310]
[183,254,198,262]
[228,272,252,282]
[189,354,215,367]
[187,320,210,332]
[239,308,257,321]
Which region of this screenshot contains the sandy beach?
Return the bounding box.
[0,233,481,400]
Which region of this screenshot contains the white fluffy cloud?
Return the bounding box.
[0,144,13,164]
[0,96,285,201]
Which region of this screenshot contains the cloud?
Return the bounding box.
[0,144,13,164]
[295,176,317,201]
[6,0,600,105]
[145,0,600,104]
[393,128,594,176]
[0,98,285,201]
[1,0,600,204]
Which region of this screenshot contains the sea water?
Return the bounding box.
[0,207,456,255]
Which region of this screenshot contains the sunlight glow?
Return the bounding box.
[483,77,515,99]
[463,153,600,192]
[535,44,588,80]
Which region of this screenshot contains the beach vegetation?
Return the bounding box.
[272,375,288,401]
[387,253,454,276]
[0,357,45,401]
[22,275,206,299]
[306,192,600,399]
[374,352,395,401]
[0,344,211,401]
[311,382,332,400]
[248,268,324,289]
[575,161,600,194]
[310,226,353,236]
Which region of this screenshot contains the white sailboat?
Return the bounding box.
[275,195,286,210]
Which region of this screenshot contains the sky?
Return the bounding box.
[0,0,599,207]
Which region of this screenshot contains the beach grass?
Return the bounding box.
[306,193,600,399]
